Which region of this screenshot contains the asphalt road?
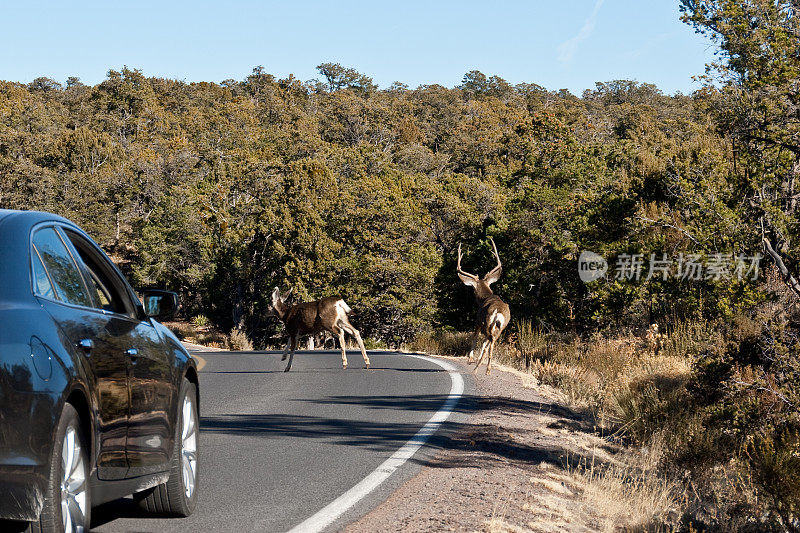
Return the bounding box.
[92,349,470,533]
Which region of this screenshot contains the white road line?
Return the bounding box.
[192,354,207,370]
[286,354,465,533]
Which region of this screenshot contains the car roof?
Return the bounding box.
[0,209,75,229]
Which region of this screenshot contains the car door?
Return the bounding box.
[123,322,174,476]
[60,228,175,477]
[30,225,131,480]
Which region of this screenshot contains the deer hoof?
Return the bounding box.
[284,367,291,373]
[486,369,491,375]
[342,364,348,369]
[365,363,370,369]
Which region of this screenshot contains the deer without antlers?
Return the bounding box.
[269,288,370,372]
[457,238,511,375]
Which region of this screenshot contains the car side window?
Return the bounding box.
[31,227,93,307]
[31,249,56,300]
[87,270,115,311]
[61,229,136,318]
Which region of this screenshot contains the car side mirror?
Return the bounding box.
[141,290,179,321]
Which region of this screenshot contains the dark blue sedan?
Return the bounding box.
[0,210,200,532]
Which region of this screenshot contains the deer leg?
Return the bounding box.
[284,334,298,372]
[341,322,370,369]
[472,339,489,374]
[281,339,291,361]
[336,329,349,369]
[486,339,496,375]
[466,333,479,363]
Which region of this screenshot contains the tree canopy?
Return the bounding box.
[0,56,793,345]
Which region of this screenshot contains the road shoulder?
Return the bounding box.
[344,357,619,532]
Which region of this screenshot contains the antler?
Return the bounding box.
[483,237,503,282]
[456,243,478,281]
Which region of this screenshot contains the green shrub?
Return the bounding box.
[660,318,714,359]
[748,430,800,529]
[363,337,387,350]
[191,314,210,328]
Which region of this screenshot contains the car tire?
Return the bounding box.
[134,378,198,517]
[30,403,91,533]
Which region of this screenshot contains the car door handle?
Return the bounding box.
[78,339,94,354]
[125,348,139,358]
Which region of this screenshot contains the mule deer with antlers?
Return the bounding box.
[269,288,370,372]
[457,238,511,375]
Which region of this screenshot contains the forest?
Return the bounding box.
[1,0,799,528]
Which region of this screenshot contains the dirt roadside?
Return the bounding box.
[345,358,620,533]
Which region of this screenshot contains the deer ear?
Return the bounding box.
[458,272,478,288]
[282,287,293,302]
[483,266,502,286]
[271,287,281,305]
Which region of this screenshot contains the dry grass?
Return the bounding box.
[228,328,254,351]
[163,320,229,348]
[411,323,702,436]
[524,328,699,441]
[577,442,680,532]
[526,328,699,531]
[605,354,692,442]
[520,441,680,533]
[516,319,549,363]
[164,320,259,351]
[407,330,473,356]
[530,359,603,409]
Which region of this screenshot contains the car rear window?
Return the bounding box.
[32,227,93,307]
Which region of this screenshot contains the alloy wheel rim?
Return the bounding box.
[60,426,87,533]
[181,394,198,499]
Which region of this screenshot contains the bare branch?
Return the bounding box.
[732,380,794,410]
[637,215,702,246]
[762,236,800,299]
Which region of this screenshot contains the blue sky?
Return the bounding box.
[1,1,716,95]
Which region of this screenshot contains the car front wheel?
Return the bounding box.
[134,378,198,516]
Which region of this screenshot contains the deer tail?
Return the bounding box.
[489,310,505,337]
[336,299,354,316]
